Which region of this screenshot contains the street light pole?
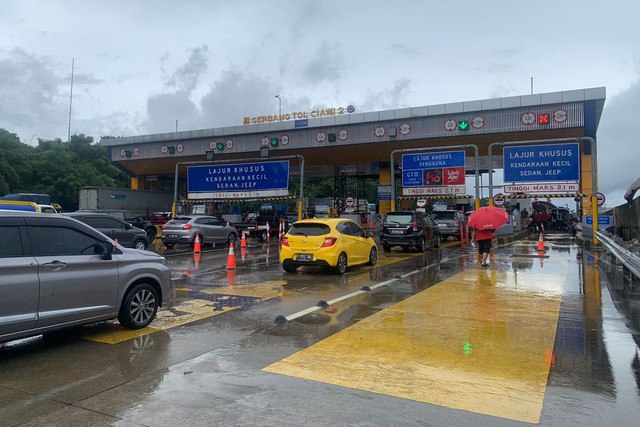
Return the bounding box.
[275,94,281,121]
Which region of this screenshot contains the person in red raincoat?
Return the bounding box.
[472,227,495,267]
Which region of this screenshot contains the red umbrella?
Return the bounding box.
[467,206,509,231]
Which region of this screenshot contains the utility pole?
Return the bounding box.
[68,58,75,142]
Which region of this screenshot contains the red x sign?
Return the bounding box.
[538,113,550,125]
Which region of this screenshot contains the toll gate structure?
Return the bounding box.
[100,87,605,215]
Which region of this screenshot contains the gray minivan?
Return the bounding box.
[0,211,171,343]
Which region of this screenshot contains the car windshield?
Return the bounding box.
[385,214,413,224]
[432,211,455,220]
[288,223,330,236]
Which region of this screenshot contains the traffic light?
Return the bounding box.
[205,151,214,160]
[167,146,175,155]
[328,133,337,142]
[270,137,279,147]
[458,120,469,131]
[216,142,225,150]
[124,150,132,158]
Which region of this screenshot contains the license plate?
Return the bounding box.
[390,229,404,234]
[296,254,313,262]
[438,224,447,227]
[166,234,178,239]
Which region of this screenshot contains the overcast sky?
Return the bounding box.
[1,0,639,206]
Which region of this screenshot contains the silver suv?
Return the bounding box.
[0,211,171,343]
[431,210,467,240]
[162,215,238,249]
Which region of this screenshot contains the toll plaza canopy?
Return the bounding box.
[100,87,605,203]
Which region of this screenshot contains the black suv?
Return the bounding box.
[66,212,150,250]
[81,209,156,241]
[380,210,441,252]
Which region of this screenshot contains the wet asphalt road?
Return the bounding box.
[1,235,639,426]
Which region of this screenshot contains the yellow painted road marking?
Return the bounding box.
[83,299,238,344]
[200,280,286,301]
[264,265,565,423]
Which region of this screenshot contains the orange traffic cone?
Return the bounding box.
[193,234,202,253]
[240,246,246,263]
[240,231,247,248]
[226,242,237,270]
[537,233,545,251]
[538,250,545,268]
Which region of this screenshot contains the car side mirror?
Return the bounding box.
[101,242,113,260]
[125,223,132,229]
[367,231,374,238]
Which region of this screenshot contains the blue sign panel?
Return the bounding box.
[584,215,612,225]
[295,119,308,127]
[187,161,289,195]
[401,151,466,187]
[503,143,580,183]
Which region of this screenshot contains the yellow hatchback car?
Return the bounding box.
[280,218,378,275]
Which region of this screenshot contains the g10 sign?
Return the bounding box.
[402,151,466,187]
[503,143,580,183]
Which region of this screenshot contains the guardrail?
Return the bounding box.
[596,231,640,278]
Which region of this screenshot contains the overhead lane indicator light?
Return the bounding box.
[270,137,279,147]
[216,142,225,150]
[458,120,469,131]
[538,113,550,125]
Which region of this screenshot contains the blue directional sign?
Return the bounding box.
[503,143,580,183]
[187,161,289,197]
[402,151,466,187]
[584,215,612,226]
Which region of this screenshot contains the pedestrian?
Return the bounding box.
[532,210,545,232]
[472,227,495,267]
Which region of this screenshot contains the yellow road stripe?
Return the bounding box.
[264,265,565,423]
[82,299,238,344]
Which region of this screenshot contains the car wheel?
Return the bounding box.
[282,262,297,273]
[163,243,175,249]
[133,239,148,250]
[118,283,159,329]
[416,237,425,252]
[367,247,378,266]
[227,233,237,245]
[334,252,347,275]
[382,244,391,252]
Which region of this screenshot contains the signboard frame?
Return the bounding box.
[187,160,290,199]
[503,142,580,183]
[401,150,466,194]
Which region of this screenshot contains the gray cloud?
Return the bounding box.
[200,70,279,127]
[145,90,201,134]
[390,43,422,57]
[0,48,68,141]
[302,41,343,83]
[165,45,210,93]
[360,78,413,111]
[596,76,640,204]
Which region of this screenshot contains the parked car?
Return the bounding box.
[280,218,378,275]
[161,215,238,249]
[149,211,172,226]
[66,212,150,250]
[431,210,467,240]
[0,210,171,343]
[380,210,441,252]
[80,209,157,241]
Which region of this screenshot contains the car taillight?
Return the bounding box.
[412,220,418,232]
[182,224,192,230]
[381,221,385,228]
[281,237,289,246]
[321,237,337,247]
